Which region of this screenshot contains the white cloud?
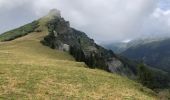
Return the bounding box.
[140,8,170,38]
[0,0,169,43]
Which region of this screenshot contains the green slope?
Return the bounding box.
[0,21,39,41]
[0,17,157,100]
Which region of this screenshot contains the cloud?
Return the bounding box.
[0,0,169,43]
[139,8,170,38]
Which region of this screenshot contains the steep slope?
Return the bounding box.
[41,10,138,78]
[0,10,158,99]
[122,38,170,73]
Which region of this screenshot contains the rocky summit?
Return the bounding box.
[41,10,137,78]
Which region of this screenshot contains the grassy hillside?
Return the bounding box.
[0,18,157,99]
[0,21,39,41]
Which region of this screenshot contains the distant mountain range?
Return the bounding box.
[103,37,169,54]
[104,36,170,73]
[122,38,170,73]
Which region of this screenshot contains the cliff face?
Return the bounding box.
[41,10,136,78]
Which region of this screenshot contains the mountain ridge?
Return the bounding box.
[0,9,158,99]
[41,10,138,78]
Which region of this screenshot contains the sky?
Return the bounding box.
[0,0,170,43]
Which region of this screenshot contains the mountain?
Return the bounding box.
[103,37,168,54]
[40,10,170,90]
[40,9,139,78]
[122,38,170,73]
[0,9,159,99]
[103,42,128,53]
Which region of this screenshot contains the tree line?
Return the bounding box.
[69,45,108,70]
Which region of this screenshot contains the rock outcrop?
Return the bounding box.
[41,10,137,78]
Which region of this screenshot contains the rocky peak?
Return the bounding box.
[48,9,61,18]
[41,10,137,78]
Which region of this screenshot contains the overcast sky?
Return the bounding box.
[0,0,170,43]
